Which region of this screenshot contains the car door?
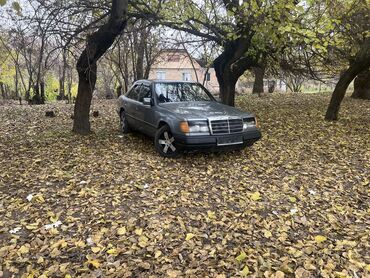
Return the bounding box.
[135,85,157,136]
[124,84,141,127]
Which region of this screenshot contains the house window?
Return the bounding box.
[182,72,192,81]
[205,72,211,81]
[156,71,166,80]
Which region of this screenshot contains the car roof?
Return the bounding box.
[134,79,199,85]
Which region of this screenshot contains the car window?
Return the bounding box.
[155,82,214,103]
[126,85,141,101]
[137,85,152,103]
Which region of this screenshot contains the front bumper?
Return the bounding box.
[173,129,262,151]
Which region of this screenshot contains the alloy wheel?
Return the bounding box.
[158,131,176,154]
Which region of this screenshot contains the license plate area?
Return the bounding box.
[217,135,243,146]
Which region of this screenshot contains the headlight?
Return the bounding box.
[189,121,209,133]
[243,117,257,130]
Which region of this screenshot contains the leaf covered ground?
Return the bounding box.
[0,93,369,278]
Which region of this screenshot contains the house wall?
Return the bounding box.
[149,51,220,94]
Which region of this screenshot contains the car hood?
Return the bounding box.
[159,101,252,119]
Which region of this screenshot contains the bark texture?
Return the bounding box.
[252,66,265,95]
[213,38,257,106]
[73,0,128,134]
[352,70,370,99]
[31,83,45,105]
[325,38,370,120]
[58,50,67,100]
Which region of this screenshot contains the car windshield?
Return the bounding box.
[154,82,214,103]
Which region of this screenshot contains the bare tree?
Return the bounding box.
[105,21,161,96]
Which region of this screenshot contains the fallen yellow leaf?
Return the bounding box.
[240,265,250,276]
[236,251,247,262]
[154,250,162,258]
[107,248,119,256]
[250,191,261,201]
[91,246,100,253]
[185,233,195,241]
[314,235,327,243]
[117,227,126,235]
[288,196,297,203]
[138,235,149,247]
[334,272,349,278]
[263,230,272,238]
[135,228,143,235]
[75,240,86,248]
[36,194,45,203]
[207,210,216,220]
[18,245,29,254]
[25,223,39,230]
[87,259,100,268]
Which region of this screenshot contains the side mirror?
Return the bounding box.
[143,97,152,106]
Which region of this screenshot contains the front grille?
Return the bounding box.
[210,118,243,135]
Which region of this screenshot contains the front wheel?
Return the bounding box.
[120,110,130,134]
[154,125,180,158]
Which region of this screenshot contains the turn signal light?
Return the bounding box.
[180,121,190,133]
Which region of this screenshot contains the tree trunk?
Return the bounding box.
[213,38,257,106]
[218,76,238,106]
[214,55,237,106]
[26,78,32,102]
[14,66,19,98]
[252,66,265,95]
[116,84,122,98]
[352,70,370,99]
[325,67,365,120]
[59,50,67,100]
[0,82,5,99]
[40,81,45,104]
[325,38,370,120]
[73,0,128,134]
[67,74,72,104]
[268,80,276,94]
[202,67,210,86]
[34,84,39,100]
[135,30,145,80]
[122,76,128,94]
[25,90,30,102]
[32,83,43,104]
[74,64,97,133]
[58,56,66,100]
[59,77,65,100]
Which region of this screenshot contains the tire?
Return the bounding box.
[120,110,130,134]
[154,125,180,158]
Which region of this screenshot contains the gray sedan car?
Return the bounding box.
[117,80,261,157]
